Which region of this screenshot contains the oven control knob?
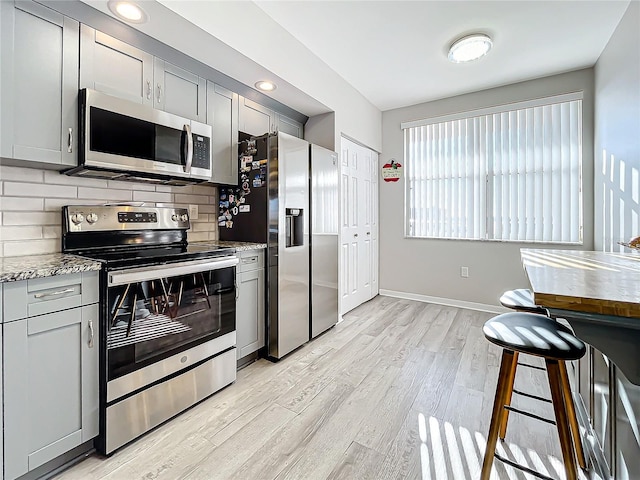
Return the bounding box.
[86,213,98,224]
[71,213,85,225]
[180,214,189,222]
[171,214,179,222]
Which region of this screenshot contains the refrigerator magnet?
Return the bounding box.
[232,206,239,215]
[239,205,250,213]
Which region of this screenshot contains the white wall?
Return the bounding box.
[380,69,595,307]
[155,1,382,154]
[594,1,640,251]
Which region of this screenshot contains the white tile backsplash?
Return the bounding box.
[4,182,77,198]
[77,186,133,202]
[3,211,60,226]
[0,165,218,257]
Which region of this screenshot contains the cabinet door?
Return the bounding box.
[80,25,153,105]
[236,268,265,359]
[275,112,304,138]
[616,368,640,479]
[239,97,273,137]
[208,82,239,185]
[0,1,78,166]
[3,307,97,479]
[154,59,206,122]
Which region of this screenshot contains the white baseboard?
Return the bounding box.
[378,289,508,314]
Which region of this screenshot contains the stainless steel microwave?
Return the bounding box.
[64,88,211,185]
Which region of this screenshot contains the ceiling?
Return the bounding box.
[253,1,630,111]
[87,1,630,114]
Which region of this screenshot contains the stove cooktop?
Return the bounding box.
[75,243,236,270]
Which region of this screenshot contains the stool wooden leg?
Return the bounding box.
[481,349,516,480]
[499,351,519,440]
[559,360,587,469]
[546,359,578,480]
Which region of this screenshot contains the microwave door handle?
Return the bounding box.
[184,124,193,174]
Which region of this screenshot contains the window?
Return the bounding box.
[403,93,583,243]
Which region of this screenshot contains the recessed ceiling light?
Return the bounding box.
[255,81,277,92]
[448,34,493,63]
[108,1,148,23]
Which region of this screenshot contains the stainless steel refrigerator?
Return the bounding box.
[218,132,338,358]
[219,132,310,359]
[309,144,339,338]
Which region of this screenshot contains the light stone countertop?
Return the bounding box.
[193,240,267,251]
[0,253,103,283]
[0,242,265,284]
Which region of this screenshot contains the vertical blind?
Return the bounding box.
[404,95,583,243]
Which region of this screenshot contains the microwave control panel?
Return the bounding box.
[192,135,210,169]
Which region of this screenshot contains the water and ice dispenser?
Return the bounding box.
[285,208,304,247]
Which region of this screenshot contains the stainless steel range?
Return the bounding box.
[62,205,238,455]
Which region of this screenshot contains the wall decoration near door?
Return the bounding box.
[381,159,403,182]
[340,137,379,315]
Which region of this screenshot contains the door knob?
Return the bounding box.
[354,233,358,237]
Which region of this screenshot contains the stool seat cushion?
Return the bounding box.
[483,312,586,360]
[499,288,547,314]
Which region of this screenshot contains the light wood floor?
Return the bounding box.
[56,296,594,480]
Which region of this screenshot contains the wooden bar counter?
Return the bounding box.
[521,248,640,384]
[521,248,640,478]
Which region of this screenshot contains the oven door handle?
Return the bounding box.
[108,257,239,286]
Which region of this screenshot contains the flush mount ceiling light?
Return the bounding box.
[448,33,493,63]
[255,81,277,92]
[107,0,148,23]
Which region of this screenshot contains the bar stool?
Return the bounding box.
[481,312,586,480]
[498,289,586,471]
[499,288,547,315]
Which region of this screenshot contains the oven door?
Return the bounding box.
[105,257,237,385]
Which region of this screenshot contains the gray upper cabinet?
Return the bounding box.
[154,59,206,122]
[81,26,205,122]
[3,272,99,480]
[0,1,79,167]
[238,97,303,139]
[208,82,239,185]
[275,112,304,138]
[80,25,153,105]
[239,97,274,137]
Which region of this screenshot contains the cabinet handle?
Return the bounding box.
[354,233,358,237]
[146,80,151,100]
[157,83,162,104]
[67,127,73,153]
[88,320,94,348]
[33,287,75,299]
[366,232,371,235]
[235,281,239,301]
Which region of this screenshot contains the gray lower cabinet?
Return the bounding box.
[80,24,153,105]
[0,0,78,167]
[208,82,239,185]
[2,272,99,480]
[576,344,640,479]
[236,250,265,360]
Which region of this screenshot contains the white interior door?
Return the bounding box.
[340,137,379,315]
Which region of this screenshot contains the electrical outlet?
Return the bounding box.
[460,266,469,278]
[189,204,199,220]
